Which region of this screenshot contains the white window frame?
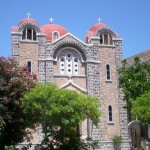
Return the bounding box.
[59,52,80,75]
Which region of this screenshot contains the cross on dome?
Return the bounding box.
[50,18,53,24]
[97,17,102,24]
[26,12,31,19]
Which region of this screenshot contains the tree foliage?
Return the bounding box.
[118,57,150,105]
[0,57,35,149]
[118,57,150,120]
[132,91,150,124]
[22,83,101,132]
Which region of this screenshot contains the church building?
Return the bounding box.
[11,15,130,149]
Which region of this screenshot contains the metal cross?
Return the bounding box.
[50,18,53,23]
[26,12,31,19]
[97,17,102,24]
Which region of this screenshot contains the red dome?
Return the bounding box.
[85,23,120,38]
[40,24,68,42]
[87,23,108,37]
[18,18,39,26]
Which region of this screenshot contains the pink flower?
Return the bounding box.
[49,140,53,144]
[1,57,6,62]
[65,137,70,142]
[17,72,21,76]
[33,74,37,79]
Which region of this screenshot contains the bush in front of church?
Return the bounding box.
[0,57,36,149]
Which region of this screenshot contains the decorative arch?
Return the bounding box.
[56,47,82,75]
[52,40,87,61]
[95,28,117,38]
[95,28,117,45]
[18,22,41,41]
[17,22,41,33]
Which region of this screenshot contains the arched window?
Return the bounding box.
[100,33,112,45]
[53,32,59,41]
[59,53,80,75]
[22,28,36,41]
[108,105,113,122]
[27,61,31,73]
[106,64,111,80]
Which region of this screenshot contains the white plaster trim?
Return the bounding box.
[20,40,39,43]
[11,32,22,35]
[107,121,114,124]
[60,81,87,93]
[100,140,131,143]
[36,33,47,37]
[86,60,100,64]
[128,120,140,128]
[113,38,123,41]
[86,44,93,47]
[38,59,45,61]
[45,58,53,61]
[99,44,115,48]
[89,36,100,40]
[54,74,86,77]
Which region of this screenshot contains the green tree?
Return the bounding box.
[22,83,101,149]
[0,57,35,149]
[118,57,150,120]
[132,91,150,124]
[22,83,100,131]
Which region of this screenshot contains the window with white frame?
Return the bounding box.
[53,32,59,41]
[108,105,113,122]
[106,64,111,80]
[22,27,36,41]
[59,53,79,75]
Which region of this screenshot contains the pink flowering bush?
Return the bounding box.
[0,57,36,149]
[39,128,89,150]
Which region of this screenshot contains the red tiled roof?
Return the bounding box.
[18,18,39,26]
[40,24,68,42]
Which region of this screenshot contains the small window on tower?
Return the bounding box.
[27,61,31,73]
[100,33,112,45]
[53,32,59,41]
[106,64,111,80]
[27,29,32,40]
[100,34,103,44]
[22,28,36,41]
[108,105,113,122]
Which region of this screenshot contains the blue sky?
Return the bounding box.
[0,0,150,58]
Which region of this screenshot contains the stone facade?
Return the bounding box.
[11,18,131,149]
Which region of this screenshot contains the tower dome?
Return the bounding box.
[40,23,68,42]
[87,23,108,37]
[85,23,120,43]
[18,18,39,26]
